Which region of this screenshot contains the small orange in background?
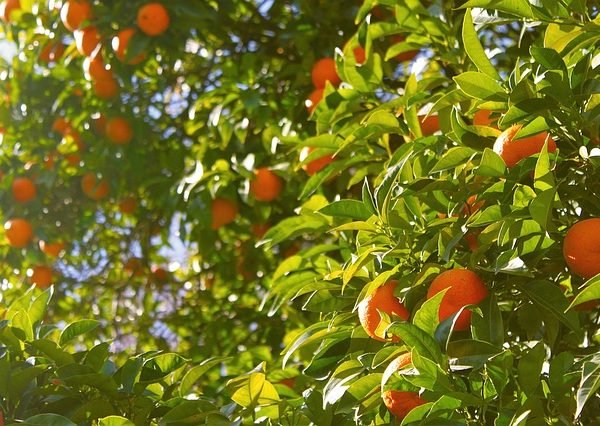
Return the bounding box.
[81,172,109,200]
[0,0,20,22]
[4,218,34,248]
[60,0,93,32]
[52,117,70,135]
[30,265,53,288]
[12,177,37,203]
[83,55,112,81]
[39,41,66,63]
[493,124,556,168]
[306,88,324,113]
[118,196,137,214]
[92,76,119,99]
[311,57,340,89]
[563,218,600,279]
[106,117,133,145]
[91,113,107,135]
[419,114,439,136]
[137,2,170,36]
[299,146,335,175]
[151,265,169,282]
[249,167,283,202]
[427,268,488,331]
[74,25,101,56]
[112,28,146,64]
[353,46,366,64]
[357,280,410,342]
[39,240,66,258]
[460,195,484,217]
[211,197,238,230]
[124,257,145,277]
[250,223,270,239]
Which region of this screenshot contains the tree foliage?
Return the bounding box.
[0,0,599,424]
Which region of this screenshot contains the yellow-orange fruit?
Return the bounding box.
[358,280,410,342]
[563,218,600,279]
[249,168,283,202]
[211,197,238,230]
[4,218,33,248]
[311,58,340,89]
[493,125,556,168]
[136,2,170,36]
[12,177,37,203]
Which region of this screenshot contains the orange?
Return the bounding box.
[493,124,556,168]
[311,58,340,89]
[299,146,335,175]
[249,167,283,202]
[419,115,439,136]
[357,280,410,342]
[30,265,53,288]
[136,3,170,36]
[473,109,497,126]
[382,390,427,420]
[52,117,70,135]
[106,117,133,145]
[83,55,112,81]
[283,243,300,258]
[12,177,37,203]
[39,42,65,63]
[382,352,413,385]
[92,113,107,135]
[306,88,324,114]
[427,269,488,331]
[151,265,169,282]
[4,218,33,248]
[211,197,238,230]
[391,35,418,62]
[60,0,93,32]
[65,154,81,166]
[250,223,270,239]
[112,28,146,64]
[39,240,65,257]
[118,197,137,215]
[74,25,101,56]
[460,195,484,217]
[0,0,20,22]
[81,172,109,200]
[92,76,119,99]
[353,46,366,64]
[563,218,600,279]
[124,257,145,276]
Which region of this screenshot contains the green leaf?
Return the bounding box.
[471,295,504,347]
[459,0,537,19]
[568,275,600,310]
[430,147,476,173]
[575,360,600,417]
[528,188,556,231]
[319,200,373,221]
[179,357,228,396]
[520,281,580,334]
[386,322,444,364]
[20,414,77,426]
[476,148,506,177]
[228,372,280,408]
[98,416,135,426]
[517,342,545,394]
[59,319,100,346]
[462,9,499,79]
[454,72,506,102]
[412,290,446,337]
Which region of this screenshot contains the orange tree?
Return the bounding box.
[1,0,600,424]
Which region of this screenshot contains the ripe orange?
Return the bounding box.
[39,240,65,257]
[118,196,137,214]
[419,115,439,136]
[52,117,70,135]
[4,218,33,248]
[211,197,238,230]
[249,167,283,202]
[460,195,484,217]
[136,3,170,36]
[391,35,418,62]
[74,25,101,56]
[0,0,20,22]
[92,76,119,99]
[382,390,427,420]
[493,125,556,168]
[112,28,146,64]
[473,109,496,126]
[39,42,65,63]
[83,55,112,81]
[563,218,600,279]
[299,146,335,175]
[124,257,145,276]
[306,88,324,114]
[353,46,366,64]
[151,265,169,282]
[30,265,53,288]
[60,0,93,32]
[311,58,340,89]
[250,223,270,239]
[12,177,37,203]
[81,172,109,200]
[106,117,133,145]
[357,280,410,342]
[427,269,488,331]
